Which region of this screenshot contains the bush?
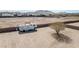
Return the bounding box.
[50,22,65,36]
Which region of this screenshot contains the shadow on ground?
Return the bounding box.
[52,33,72,43]
[18,30,37,34]
[66,25,79,30]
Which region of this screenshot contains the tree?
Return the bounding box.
[50,22,65,36]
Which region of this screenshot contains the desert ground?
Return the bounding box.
[0,17,79,48]
[0,27,79,48]
[0,17,79,28]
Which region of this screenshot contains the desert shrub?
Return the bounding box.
[50,22,65,36]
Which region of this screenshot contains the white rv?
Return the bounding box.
[16,23,37,32]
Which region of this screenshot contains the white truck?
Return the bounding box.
[16,23,37,32]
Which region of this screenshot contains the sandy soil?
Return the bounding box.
[0,17,79,28]
[0,27,79,48]
[0,17,79,48]
[68,22,79,27]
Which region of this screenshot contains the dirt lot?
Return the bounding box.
[0,17,79,28]
[68,22,79,27]
[0,27,79,48]
[0,17,79,48]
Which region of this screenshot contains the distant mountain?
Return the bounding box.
[0,10,79,17]
[34,10,55,14]
[26,10,55,16]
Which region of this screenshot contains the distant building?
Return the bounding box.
[1,12,14,17]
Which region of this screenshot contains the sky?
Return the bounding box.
[52,10,79,13]
[0,0,79,13]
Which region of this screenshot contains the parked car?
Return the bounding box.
[16,23,37,32]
